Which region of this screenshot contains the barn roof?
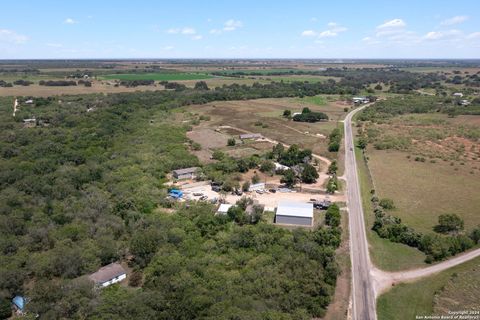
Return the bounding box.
[172,167,198,175]
[276,201,313,218]
[89,263,126,284]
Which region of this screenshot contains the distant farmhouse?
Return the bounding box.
[352,97,370,104]
[89,262,127,288]
[172,167,199,180]
[453,92,464,98]
[275,200,313,226]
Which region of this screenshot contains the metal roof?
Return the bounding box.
[89,262,126,284]
[276,200,313,218]
[172,167,198,175]
[217,204,233,214]
[12,296,25,310]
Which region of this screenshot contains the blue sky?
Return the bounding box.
[0,0,479,59]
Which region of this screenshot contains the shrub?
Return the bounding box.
[227,138,236,146]
[379,198,395,210]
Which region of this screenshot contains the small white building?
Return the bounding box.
[453,92,464,98]
[275,200,314,226]
[460,99,470,106]
[89,262,127,288]
[216,203,233,215]
[352,97,369,104]
[249,182,265,192]
[24,99,34,104]
[172,167,199,180]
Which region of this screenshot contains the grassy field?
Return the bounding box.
[377,256,480,320]
[354,144,427,271]
[184,97,348,160]
[99,72,213,81]
[368,149,480,234]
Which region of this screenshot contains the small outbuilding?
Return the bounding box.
[172,167,199,180]
[249,182,265,192]
[216,203,233,215]
[453,92,464,97]
[275,200,313,226]
[89,262,126,288]
[12,296,26,314]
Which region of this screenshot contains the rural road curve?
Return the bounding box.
[372,247,480,297]
[344,104,377,320]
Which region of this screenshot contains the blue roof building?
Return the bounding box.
[12,296,25,311]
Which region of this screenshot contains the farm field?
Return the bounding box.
[99,72,213,81]
[368,149,480,234]
[377,256,480,320]
[0,81,165,97]
[184,96,349,160]
[361,112,480,234]
[354,144,427,271]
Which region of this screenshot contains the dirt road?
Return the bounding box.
[371,247,480,297]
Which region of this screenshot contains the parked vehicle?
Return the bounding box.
[269,188,277,193]
[193,192,203,196]
[200,195,208,200]
[211,186,221,192]
[256,190,264,194]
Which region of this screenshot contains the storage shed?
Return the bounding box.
[172,167,198,180]
[275,201,313,226]
[89,262,126,288]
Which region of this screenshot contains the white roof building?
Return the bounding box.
[217,204,233,215]
[275,200,314,226]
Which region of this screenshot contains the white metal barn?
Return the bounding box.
[275,200,313,226]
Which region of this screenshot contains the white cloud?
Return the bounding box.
[423,29,462,41]
[64,18,78,24]
[301,30,316,37]
[318,30,338,38]
[167,27,197,35]
[310,17,318,22]
[192,35,203,40]
[301,22,347,39]
[224,19,243,31]
[210,29,222,35]
[441,16,468,26]
[0,29,28,44]
[377,18,406,30]
[162,46,174,51]
[466,32,480,39]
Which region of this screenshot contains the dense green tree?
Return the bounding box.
[301,164,319,183]
[280,169,297,187]
[435,214,464,234]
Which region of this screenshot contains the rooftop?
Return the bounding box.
[89,262,126,284]
[217,203,233,214]
[276,200,313,218]
[172,167,199,175]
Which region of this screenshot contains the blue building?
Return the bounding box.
[12,296,26,313]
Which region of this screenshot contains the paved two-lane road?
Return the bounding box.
[344,105,377,320]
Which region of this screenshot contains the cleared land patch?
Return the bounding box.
[100,72,213,81]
